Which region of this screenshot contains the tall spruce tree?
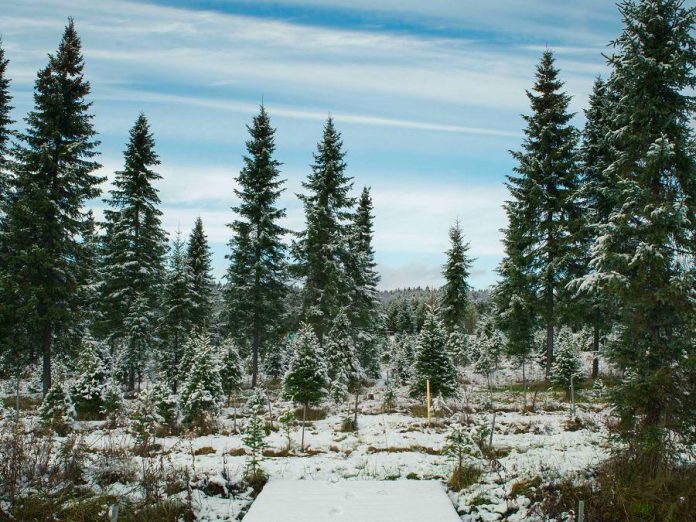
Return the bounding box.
[581,0,696,452]
[227,105,288,388]
[0,37,13,206]
[575,77,619,379]
[440,219,473,334]
[160,230,195,392]
[293,117,355,346]
[225,221,253,352]
[506,50,582,377]
[101,113,166,390]
[347,187,382,376]
[0,20,102,394]
[187,216,214,330]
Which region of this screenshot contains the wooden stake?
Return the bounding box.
[426,379,431,426]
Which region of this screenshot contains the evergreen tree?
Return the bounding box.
[0,37,13,207]
[224,222,253,350]
[446,326,469,367]
[263,342,285,381]
[293,117,355,346]
[581,0,696,451]
[160,230,195,392]
[410,304,457,398]
[101,378,126,428]
[180,332,224,425]
[326,309,364,403]
[227,105,288,388]
[71,335,108,415]
[391,334,415,385]
[575,78,619,379]
[187,216,214,329]
[550,327,583,392]
[220,337,243,404]
[243,389,268,484]
[346,187,382,377]
[38,380,76,435]
[0,20,102,394]
[101,113,166,390]
[441,220,474,334]
[283,323,328,450]
[505,50,582,377]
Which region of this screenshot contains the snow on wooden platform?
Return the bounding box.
[243,478,461,522]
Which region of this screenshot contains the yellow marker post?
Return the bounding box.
[426,379,431,426]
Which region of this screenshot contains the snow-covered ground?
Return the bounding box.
[2,355,612,521]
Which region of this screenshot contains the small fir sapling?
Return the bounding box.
[443,424,483,490]
[131,387,162,453]
[410,304,457,399]
[180,332,224,427]
[382,379,397,412]
[243,389,268,486]
[551,328,583,411]
[220,338,243,403]
[446,326,470,367]
[101,379,127,428]
[38,380,76,435]
[282,323,328,451]
[70,335,108,417]
[278,408,296,452]
[263,342,285,381]
[152,379,178,432]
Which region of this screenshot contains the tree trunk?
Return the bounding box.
[128,366,135,392]
[545,321,554,379]
[353,390,359,430]
[41,326,53,396]
[15,374,20,417]
[592,327,600,380]
[522,360,527,411]
[301,403,307,452]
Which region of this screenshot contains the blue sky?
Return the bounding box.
[2,0,624,289]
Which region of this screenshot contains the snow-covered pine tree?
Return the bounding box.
[220,337,243,405]
[0,20,103,395]
[131,387,161,452]
[243,388,268,485]
[180,332,224,426]
[263,342,285,381]
[101,379,126,428]
[293,117,355,347]
[410,304,457,399]
[71,335,108,416]
[326,310,363,392]
[573,77,619,379]
[282,323,328,450]
[346,187,382,377]
[100,113,166,390]
[151,379,177,431]
[227,105,288,388]
[446,326,470,367]
[580,0,696,451]
[441,220,474,335]
[391,334,415,385]
[505,50,582,377]
[187,216,214,330]
[160,230,195,393]
[550,327,582,396]
[38,379,76,435]
[0,37,13,209]
[224,221,253,353]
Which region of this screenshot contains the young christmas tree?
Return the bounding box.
[391,334,416,385]
[505,50,582,377]
[441,220,474,334]
[293,117,355,346]
[550,327,583,397]
[101,113,167,390]
[0,20,103,395]
[71,335,108,416]
[263,342,285,382]
[180,332,224,426]
[227,105,288,388]
[580,0,696,452]
[446,326,470,367]
[220,337,243,405]
[243,389,268,486]
[38,379,76,435]
[282,323,328,450]
[131,387,162,453]
[410,303,457,399]
[101,378,126,428]
[160,230,195,393]
[187,216,214,330]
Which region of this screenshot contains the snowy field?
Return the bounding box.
[1,354,613,521]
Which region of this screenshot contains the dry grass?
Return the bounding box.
[448,463,482,491]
